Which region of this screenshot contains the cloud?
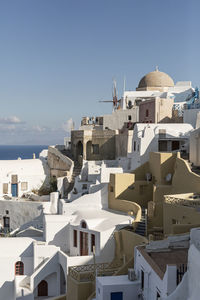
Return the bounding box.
[0,116,24,125]
[0,117,73,145]
[62,118,74,132]
[32,125,46,132]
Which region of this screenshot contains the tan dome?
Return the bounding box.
[138,69,174,89]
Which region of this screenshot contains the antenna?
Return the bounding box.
[123,76,126,93]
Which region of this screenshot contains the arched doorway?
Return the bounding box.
[76,141,83,161]
[38,280,48,297]
[86,141,92,160]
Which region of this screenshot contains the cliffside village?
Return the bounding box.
[1,68,200,300]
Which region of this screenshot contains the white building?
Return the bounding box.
[129,123,193,170]
[68,160,123,201]
[166,227,200,300]
[0,185,135,300]
[95,233,189,300]
[122,70,194,111]
[0,157,48,198]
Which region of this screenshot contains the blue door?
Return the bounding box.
[111,292,123,300]
[11,184,18,197]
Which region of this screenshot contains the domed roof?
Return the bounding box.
[138,68,174,89]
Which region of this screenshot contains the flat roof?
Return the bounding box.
[97,275,139,286]
[138,246,188,279]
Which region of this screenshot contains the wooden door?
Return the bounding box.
[11,184,18,197]
[38,280,48,297]
[80,231,88,256]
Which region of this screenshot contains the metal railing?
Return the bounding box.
[68,261,122,282]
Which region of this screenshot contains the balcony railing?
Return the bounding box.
[68,261,122,282]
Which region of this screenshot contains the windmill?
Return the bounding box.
[99,79,122,110]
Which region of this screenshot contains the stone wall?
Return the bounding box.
[48,146,74,179]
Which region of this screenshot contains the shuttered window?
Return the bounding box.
[21,182,28,191]
[3,183,8,194]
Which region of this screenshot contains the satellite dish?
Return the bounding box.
[165,173,172,182]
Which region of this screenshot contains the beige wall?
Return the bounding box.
[48,146,73,178]
[114,230,147,264]
[115,130,133,157]
[155,97,174,123]
[67,276,94,300]
[163,202,200,235]
[67,230,147,300]
[71,130,117,161]
[108,151,200,238]
[108,172,153,210]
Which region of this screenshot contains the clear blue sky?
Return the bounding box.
[0,0,199,144]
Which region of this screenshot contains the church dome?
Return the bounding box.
[138,68,174,89]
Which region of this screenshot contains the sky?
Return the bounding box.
[0,0,199,144]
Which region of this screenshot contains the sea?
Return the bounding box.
[0,145,48,160]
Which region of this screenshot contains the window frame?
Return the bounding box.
[91,233,95,252]
[15,261,24,275]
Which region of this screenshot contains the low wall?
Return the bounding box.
[109,198,142,223]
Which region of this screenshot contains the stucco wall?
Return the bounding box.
[102,108,138,130]
[183,108,199,128]
[0,199,46,231]
[71,130,117,161]
[189,127,200,166]
[0,158,47,197]
[0,238,34,300]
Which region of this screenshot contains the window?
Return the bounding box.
[128,115,132,121]
[111,292,123,300]
[110,185,114,192]
[82,184,87,190]
[92,144,99,155]
[146,109,149,117]
[6,210,9,215]
[141,270,144,290]
[158,140,168,151]
[81,221,87,229]
[91,234,95,252]
[134,141,136,151]
[15,261,24,275]
[172,140,180,151]
[3,216,10,228]
[172,219,180,225]
[11,175,18,184]
[73,230,77,247]
[21,182,28,191]
[137,144,140,152]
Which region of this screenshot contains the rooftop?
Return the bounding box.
[138,69,174,89]
[138,246,188,279]
[70,209,134,231]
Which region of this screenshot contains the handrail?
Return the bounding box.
[68,261,122,282]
